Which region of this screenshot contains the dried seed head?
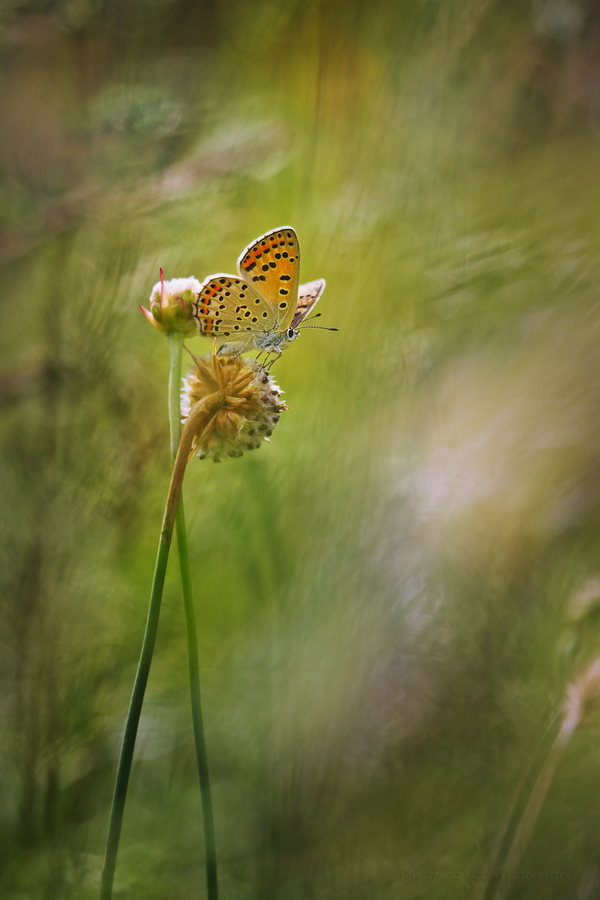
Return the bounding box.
[181,348,287,462]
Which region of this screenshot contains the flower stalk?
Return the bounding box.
[100,400,194,900]
[101,273,286,899]
[168,333,218,900]
[100,384,214,900]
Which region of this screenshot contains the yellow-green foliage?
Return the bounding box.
[2,1,600,897]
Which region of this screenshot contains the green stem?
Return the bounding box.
[168,333,185,462]
[100,442,182,900]
[100,338,218,900]
[168,335,218,900]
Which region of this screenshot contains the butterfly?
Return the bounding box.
[193,226,328,358]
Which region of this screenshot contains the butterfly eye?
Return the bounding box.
[286,327,296,341]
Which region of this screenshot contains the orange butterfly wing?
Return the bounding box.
[237,227,300,331]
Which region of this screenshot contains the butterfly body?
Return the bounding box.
[193,227,326,357]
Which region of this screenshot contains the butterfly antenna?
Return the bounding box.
[299,312,338,331]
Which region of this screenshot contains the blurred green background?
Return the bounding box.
[3,0,600,897]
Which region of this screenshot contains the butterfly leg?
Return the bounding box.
[265,347,284,370]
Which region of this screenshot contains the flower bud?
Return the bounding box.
[141,270,200,336]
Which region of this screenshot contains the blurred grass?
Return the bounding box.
[4,0,600,897]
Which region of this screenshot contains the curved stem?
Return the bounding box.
[100,358,213,900]
[168,335,218,900]
[176,507,219,897]
[100,437,185,899]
